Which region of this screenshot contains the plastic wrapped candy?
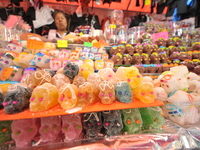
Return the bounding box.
[13,52,33,68]
[58,84,78,110]
[98,68,117,84]
[153,87,168,101]
[87,73,102,95]
[121,109,143,134]
[77,82,96,107]
[115,81,132,103]
[50,58,62,71]
[3,84,32,114]
[83,112,103,139]
[29,52,50,69]
[63,62,79,80]
[0,121,12,145]
[52,73,71,89]
[80,63,94,80]
[134,82,156,104]
[183,105,199,125]
[39,116,62,143]
[139,107,165,130]
[7,66,23,82]
[102,110,123,136]
[30,83,59,112]
[170,66,189,80]
[11,118,40,148]
[98,81,116,104]
[72,75,86,87]
[62,114,82,141]
[0,92,4,109]
[0,51,18,68]
[110,10,123,25]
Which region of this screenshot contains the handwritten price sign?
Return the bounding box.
[152,31,168,42]
[0,68,13,81]
[57,40,68,48]
[27,39,45,50]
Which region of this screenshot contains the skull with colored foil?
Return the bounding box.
[63,62,79,80]
[0,121,12,145]
[80,50,89,60]
[29,52,50,69]
[121,109,143,134]
[98,81,115,104]
[3,84,32,114]
[115,81,132,103]
[50,59,62,71]
[62,114,83,141]
[4,42,23,54]
[83,112,103,139]
[13,52,33,68]
[58,50,70,60]
[48,50,60,58]
[102,110,123,136]
[0,51,18,68]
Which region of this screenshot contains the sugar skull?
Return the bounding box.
[98,68,117,84]
[58,84,78,110]
[102,110,123,136]
[62,114,83,141]
[11,118,40,148]
[29,52,50,69]
[80,50,89,60]
[13,52,33,68]
[83,112,103,139]
[4,42,23,54]
[0,121,12,145]
[3,84,32,114]
[48,50,60,58]
[20,66,39,82]
[30,83,59,112]
[52,73,71,89]
[102,54,109,61]
[94,53,102,60]
[90,47,98,53]
[134,82,156,104]
[121,109,143,134]
[123,54,133,65]
[88,52,95,60]
[18,40,27,48]
[62,59,71,68]
[84,59,94,67]
[115,81,132,103]
[80,63,94,79]
[94,59,104,71]
[39,116,62,143]
[63,62,79,80]
[0,51,18,68]
[185,72,200,82]
[72,75,85,87]
[98,47,107,54]
[87,73,102,94]
[7,66,23,82]
[105,60,114,69]
[70,50,80,60]
[72,59,84,69]
[44,42,56,50]
[111,53,123,65]
[153,87,168,101]
[50,59,62,71]
[98,81,116,104]
[58,50,70,60]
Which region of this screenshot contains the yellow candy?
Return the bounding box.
[0,83,11,95]
[94,59,104,71]
[80,63,94,79]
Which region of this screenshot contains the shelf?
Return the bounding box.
[0,98,163,121]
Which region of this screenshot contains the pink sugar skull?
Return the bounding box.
[58,50,70,60]
[21,66,39,81]
[50,59,62,71]
[62,59,71,68]
[61,114,83,141]
[48,50,60,58]
[11,118,40,148]
[39,116,62,143]
[4,42,23,54]
[7,66,23,82]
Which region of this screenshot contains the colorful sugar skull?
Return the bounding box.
[13,52,33,68]
[98,81,116,104]
[58,84,78,110]
[88,52,95,60]
[121,109,143,134]
[72,75,85,87]
[105,60,114,69]
[58,50,70,60]
[111,53,123,65]
[72,59,84,69]
[80,63,94,79]
[50,59,62,71]
[3,84,32,114]
[0,51,18,68]
[70,50,80,60]
[20,66,39,82]
[115,81,132,103]
[48,50,60,58]
[4,42,23,54]
[30,83,59,112]
[134,82,156,103]
[94,59,104,71]
[52,73,71,89]
[63,62,79,80]
[123,54,133,65]
[62,114,83,141]
[94,53,102,60]
[98,68,117,84]
[83,112,103,138]
[39,116,61,143]
[102,110,123,136]
[29,52,50,69]
[44,42,56,50]
[0,121,12,145]
[18,40,27,48]
[90,47,98,53]
[102,54,109,61]
[62,59,70,68]
[80,50,89,60]
[153,87,167,101]
[11,119,40,148]
[7,66,23,82]
[98,46,107,54]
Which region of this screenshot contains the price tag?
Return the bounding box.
[93,42,102,48]
[27,39,45,50]
[79,32,83,36]
[57,40,68,48]
[152,31,168,42]
[0,68,13,81]
[84,42,93,47]
[110,24,116,28]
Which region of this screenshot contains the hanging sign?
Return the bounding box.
[152,31,169,42]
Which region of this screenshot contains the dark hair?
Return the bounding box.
[53,10,67,20]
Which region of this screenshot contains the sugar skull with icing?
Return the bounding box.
[29,52,50,69]
[4,42,23,54]
[0,51,18,68]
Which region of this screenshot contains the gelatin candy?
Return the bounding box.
[29,52,50,69]
[99,81,116,104]
[134,82,156,104]
[0,83,10,95]
[11,118,40,148]
[0,92,4,109]
[160,74,178,94]
[77,82,96,107]
[83,112,103,138]
[30,83,59,112]
[84,59,94,68]
[102,110,123,136]
[0,121,12,144]
[94,59,104,71]
[52,73,71,89]
[98,68,117,84]
[44,69,56,77]
[4,84,32,114]
[80,63,94,79]
[72,75,86,87]
[62,114,83,141]
[50,58,62,71]
[116,67,127,81]
[58,84,78,110]
[13,52,33,68]
[139,107,164,130]
[87,73,102,94]
[7,66,23,82]
[63,62,79,80]
[121,109,143,134]
[39,116,62,143]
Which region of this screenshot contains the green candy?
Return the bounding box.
[0,121,12,144]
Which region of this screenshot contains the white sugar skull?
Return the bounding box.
[50,59,62,71]
[177,78,189,91]
[13,52,33,68]
[18,40,27,48]
[88,52,95,60]
[153,87,168,101]
[4,42,23,54]
[70,50,80,60]
[185,72,200,81]
[62,114,82,141]
[0,51,18,68]
[39,116,62,143]
[94,53,102,60]
[29,52,50,69]
[48,50,60,58]
[80,50,89,60]
[188,80,200,93]
[58,50,70,60]
[7,66,23,82]
[170,66,189,80]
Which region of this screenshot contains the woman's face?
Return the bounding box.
[54,13,67,31]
